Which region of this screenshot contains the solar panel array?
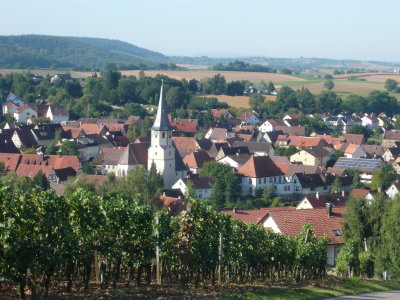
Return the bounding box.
[334,158,382,171]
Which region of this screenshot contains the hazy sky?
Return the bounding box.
[1,0,399,62]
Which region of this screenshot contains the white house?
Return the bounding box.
[14,104,38,123]
[344,144,367,159]
[386,182,400,199]
[238,112,260,126]
[172,177,214,200]
[46,105,69,123]
[361,115,379,130]
[258,119,285,133]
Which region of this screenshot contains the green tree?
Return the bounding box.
[316,91,342,114]
[209,74,226,95]
[126,121,140,142]
[331,177,342,193]
[336,240,360,277]
[248,93,265,110]
[60,140,79,156]
[32,170,50,190]
[384,79,398,92]
[323,80,335,90]
[226,81,244,96]
[370,164,397,191]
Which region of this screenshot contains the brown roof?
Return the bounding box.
[299,194,346,209]
[276,163,320,177]
[118,143,149,167]
[208,127,228,140]
[238,112,256,122]
[237,156,283,178]
[91,147,126,166]
[361,145,385,156]
[270,156,290,164]
[266,119,285,126]
[344,134,364,145]
[268,207,345,245]
[345,144,361,155]
[276,126,306,136]
[384,130,400,141]
[183,151,212,169]
[172,137,198,158]
[79,124,105,135]
[159,195,186,216]
[211,109,230,118]
[221,206,295,225]
[288,136,327,148]
[351,189,370,198]
[169,115,199,133]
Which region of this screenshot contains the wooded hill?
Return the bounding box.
[0,35,168,70]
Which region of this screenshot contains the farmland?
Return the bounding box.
[203,94,276,109]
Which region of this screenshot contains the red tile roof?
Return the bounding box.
[350,189,370,198]
[221,206,295,225]
[344,134,363,145]
[183,151,212,169]
[268,207,345,244]
[172,137,198,158]
[288,136,327,147]
[211,109,230,119]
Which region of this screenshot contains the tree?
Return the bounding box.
[32,170,50,190]
[65,81,83,98]
[117,78,138,104]
[316,91,342,114]
[166,86,186,109]
[384,79,398,92]
[297,88,316,114]
[60,140,79,156]
[343,95,368,113]
[367,90,398,116]
[331,177,342,193]
[336,240,360,277]
[209,74,226,95]
[126,121,140,142]
[226,81,244,96]
[248,93,265,110]
[370,165,397,191]
[267,81,275,93]
[125,103,147,118]
[103,67,121,90]
[45,141,59,155]
[323,80,334,90]
[188,79,199,93]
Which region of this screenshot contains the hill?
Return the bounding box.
[0,35,167,70]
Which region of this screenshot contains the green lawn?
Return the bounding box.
[206,278,400,300]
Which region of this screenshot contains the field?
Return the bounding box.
[290,80,385,94]
[121,69,303,82]
[203,94,277,109]
[0,68,91,78]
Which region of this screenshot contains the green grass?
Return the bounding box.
[206,278,400,300]
[274,79,326,86]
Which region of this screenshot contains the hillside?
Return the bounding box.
[0,35,166,70]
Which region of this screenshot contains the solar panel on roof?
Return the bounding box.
[334,158,381,171]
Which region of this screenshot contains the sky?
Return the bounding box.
[1,0,399,62]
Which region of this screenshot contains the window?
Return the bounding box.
[258,178,261,184]
[274,177,276,183]
[249,187,253,194]
[248,178,251,184]
[279,176,281,183]
[162,132,165,138]
[274,186,277,190]
[264,178,266,183]
[287,186,290,191]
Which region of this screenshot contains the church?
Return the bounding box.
[147,83,188,188]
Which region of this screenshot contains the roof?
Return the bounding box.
[49,105,69,116]
[237,156,283,178]
[276,126,306,136]
[333,157,384,172]
[152,84,172,131]
[361,145,385,156]
[14,129,38,148]
[238,112,257,122]
[125,115,142,125]
[263,130,285,143]
[344,134,364,145]
[0,134,20,154]
[208,127,228,141]
[79,124,104,135]
[351,189,371,198]
[219,146,250,157]
[384,130,400,141]
[270,156,290,164]
[183,151,212,169]
[181,176,215,189]
[268,207,345,245]
[288,136,326,148]
[172,137,198,158]
[169,116,199,133]
[91,147,126,166]
[222,154,251,166]
[276,163,320,177]
[159,195,186,216]
[118,143,149,167]
[294,173,326,188]
[344,144,362,155]
[211,109,230,118]
[221,206,295,225]
[233,141,271,154]
[299,194,346,209]
[196,138,213,151]
[266,119,285,126]
[302,146,331,157]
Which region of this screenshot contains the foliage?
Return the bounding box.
[337,240,360,277]
[59,140,79,156]
[384,79,398,92]
[324,80,335,90]
[370,165,397,191]
[274,146,298,157]
[212,60,276,73]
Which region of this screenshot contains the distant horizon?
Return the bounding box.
[1,0,399,63]
[3,33,400,66]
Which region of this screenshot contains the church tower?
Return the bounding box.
[148,82,177,188]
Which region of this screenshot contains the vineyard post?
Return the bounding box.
[94,250,100,284]
[155,212,161,284]
[218,230,223,285]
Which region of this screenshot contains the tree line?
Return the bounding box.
[0,183,329,299]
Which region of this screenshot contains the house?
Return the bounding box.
[290,147,331,167]
[263,207,345,266]
[221,206,295,225]
[296,193,346,209]
[382,148,400,162]
[169,115,199,136]
[183,151,212,174]
[361,145,385,158]
[11,129,38,149]
[383,130,400,147]
[324,116,357,134]
[218,153,251,168]
[91,147,127,175]
[117,142,149,177]
[351,189,375,201]
[259,119,285,133]
[333,157,384,183]
[2,103,17,115]
[0,153,81,184]
[232,141,274,157]
[46,105,69,123]
[215,146,250,161]
[171,137,199,158]
[172,176,214,200]
[0,133,20,154]
[244,86,267,95]
[257,130,285,144]
[386,182,400,199]
[13,104,38,123]
[210,109,233,119]
[286,136,328,148]
[238,112,260,125]
[344,144,367,159]
[292,173,353,196]
[276,126,306,137]
[237,156,289,196]
[361,114,379,130]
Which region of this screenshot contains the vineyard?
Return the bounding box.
[0,186,329,299]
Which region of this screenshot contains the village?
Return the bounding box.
[1,70,400,272]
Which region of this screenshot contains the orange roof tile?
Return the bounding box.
[237,156,283,178]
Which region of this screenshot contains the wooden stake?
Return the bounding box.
[218,230,223,285]
[155,212,161,284]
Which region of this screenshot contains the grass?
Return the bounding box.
[207,277,400,300]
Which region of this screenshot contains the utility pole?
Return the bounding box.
[218,230,223,285]
[155,212,161,284]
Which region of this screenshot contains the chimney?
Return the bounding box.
[326,202,332,217]
[233,207,237,214]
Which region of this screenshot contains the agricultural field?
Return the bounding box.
[203,94,276,109]
[290,80,385,94]
[0,68,91,78]
[121,69,302,82]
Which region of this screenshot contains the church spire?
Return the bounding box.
[152,80,172,131]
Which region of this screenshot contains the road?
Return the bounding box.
[325,290,400,300]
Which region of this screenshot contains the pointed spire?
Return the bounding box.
[152,80,172,131]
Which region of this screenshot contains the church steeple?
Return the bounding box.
[152,81,172,131]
